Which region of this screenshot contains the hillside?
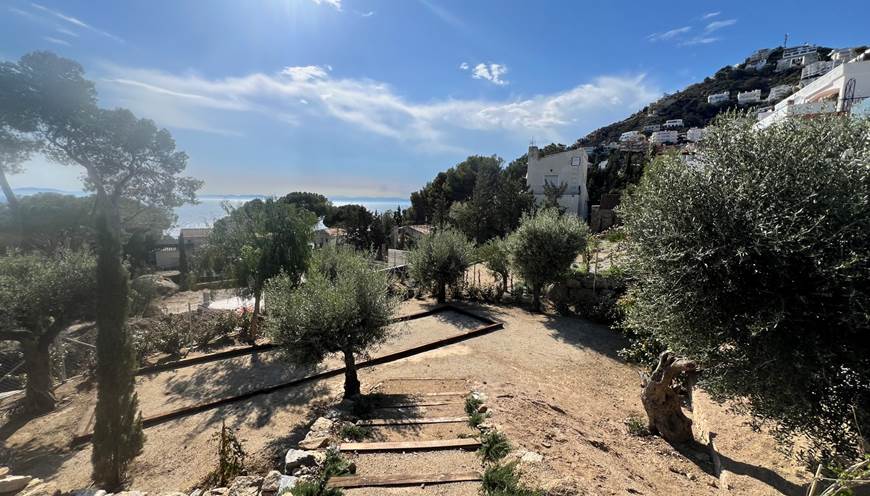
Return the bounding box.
[576,46,821,146]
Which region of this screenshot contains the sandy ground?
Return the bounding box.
[1,299,811,495]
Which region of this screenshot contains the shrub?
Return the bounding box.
[624,414,651,437]
[339,423,371,442]
[481,462,542,496]
[320,447,355,479]
[621,115,870,464]
[208,421,246,487]
[288,481,343,496]
[479,430,511,463]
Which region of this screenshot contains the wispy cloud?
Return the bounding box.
[29,3,124,43]
[418,0,466,31]
[701,11,720,20]
[43,36,71,46]
[680,36,721,46]
[97,63,661,148]
[459,62,469,70]
[55,27,79,37]
[705,19,737,33]
[648,26,691,42]
[311,0,342,11]
[469,63,509,86]
[357,10,374,17]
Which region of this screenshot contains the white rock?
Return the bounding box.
[0,475,33,494]
[0,468,9,478]
[188,490,203,496]
[297,435,329,450]
[520,451,544,463]
[259,471,282,495]
[276,476,298,495]
[310,417,333,434]
[284,449,316,472]
[226,476,261,496]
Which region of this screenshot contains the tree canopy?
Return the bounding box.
[408,228,473,303]
[266,246,398,398]
[508,209,588,311]
[621,115,870,464]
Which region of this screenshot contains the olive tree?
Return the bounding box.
[0,250,96,412]
[477,238,510,299]
[621,116,870,464]
[507,209,587,312]
[207,198,316,340]
[408,228,473,303]
[266,246,398,399]
[2,52,200,488]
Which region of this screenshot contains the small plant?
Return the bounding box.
[288,480,343,496]
[625,414,651,437]
[339,423,371,442]
[481,462,542,496]
[207,421,246,487]
[479,429,511,463]
[465,395,483,416]
[321,446,356,479]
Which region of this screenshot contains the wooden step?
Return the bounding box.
[357,416,468,427]
[328,471,481,489]
[373,400,464,409]
[339,438,480,453]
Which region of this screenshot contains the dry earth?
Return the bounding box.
[1,299,811,495]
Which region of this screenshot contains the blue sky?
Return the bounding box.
[2,0,868,198]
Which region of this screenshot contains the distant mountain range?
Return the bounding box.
[1,188,408,205]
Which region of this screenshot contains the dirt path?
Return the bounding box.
[1,299,811,495]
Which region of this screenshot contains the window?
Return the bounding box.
[571,156,581,166]
[544,175,559,185]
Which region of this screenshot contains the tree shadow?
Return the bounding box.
[538,312,627,361]
[672,438,807,496]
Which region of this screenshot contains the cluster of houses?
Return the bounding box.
[611,118,705,150]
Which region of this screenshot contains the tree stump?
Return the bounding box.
[641,351,697,444]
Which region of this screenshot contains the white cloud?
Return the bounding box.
[311,0,342,11]
[56,27,79,37]
[648,26,691,42]
[471,63,508,86]
[701,11,720,19]
[281,65,330,82]
[459,62,469,70]
[43,36,70,46]
[358,10,375,17]
[96,63,660,148]
[29,2,124,43]
[680,36,721,46]
[705,19,737,32]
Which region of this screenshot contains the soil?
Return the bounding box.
[0,299,811,495]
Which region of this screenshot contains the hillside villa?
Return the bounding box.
[525,145,589,219]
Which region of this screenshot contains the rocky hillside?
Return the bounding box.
[576,46,822,146]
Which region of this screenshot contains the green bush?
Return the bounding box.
[479,430,511,463]
[407,228,473,303]
[621,115,870,465]
[339,423,371,442]
[481,462,542,496]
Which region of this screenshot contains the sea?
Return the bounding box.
[2,189,410,236]
[170,195,411,235]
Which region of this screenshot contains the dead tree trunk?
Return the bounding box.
[641,351,697,444]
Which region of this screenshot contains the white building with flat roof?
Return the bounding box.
[525,146,589,218]
[738,89,762,105]
[642,124,661,133]
[708,91,730,105]
[650,130,678,145]
[686,127,706,142]
[757,60,870,129]
[801,60,834,82]
[768,84,793,102]
[619,130,643,142]
[663,119,684,128]
[781,44,817,59]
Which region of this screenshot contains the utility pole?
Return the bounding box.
[783,33,789,48]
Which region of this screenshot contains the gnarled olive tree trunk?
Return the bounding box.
[342,347,361,399]
[21,338,55,413]
[641,351,698,444]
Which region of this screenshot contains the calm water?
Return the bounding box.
[169,196,411,235]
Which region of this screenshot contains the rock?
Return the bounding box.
[470,391,487,402]
[115,492,148,496]
[0,475,33,494]
[276,476,298,495]
[132,274,179,296]
[259,471,282,495]
[520,451,544,464]
[298,435,329,450]
[309,417,333,434]
[208,489,227,496]
[0,468,8,478]
[72,490,106,496]
[284,449,317,472]
[19,480,61,496]
[323,409,342,420]
[189,490,203,496]
[226,476,262,496]
[157,493,186,496]
[476,404,488,414]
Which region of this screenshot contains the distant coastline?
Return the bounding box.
[1,188,411,236]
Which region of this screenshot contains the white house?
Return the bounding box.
[757,60,870,129]
[708,91,730,105]
[747,48,772,63]
[619,130,643,142]
[642,124,661,133]
[830,47,860,65]
[737,89,762,105]
[776,51,820,72]
[768,84,794,102]
[781,44,818,60]
[686,127,706,142]
[663,119,684,128]
[650,130,678,145]
[525,146,589,218]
